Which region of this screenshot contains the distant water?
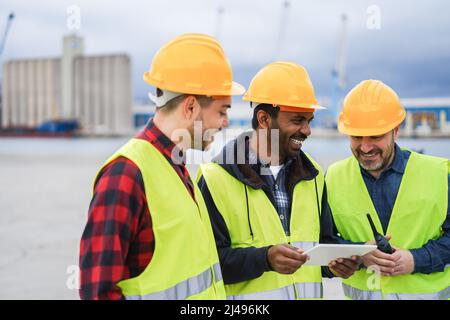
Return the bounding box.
[0,137,129,157]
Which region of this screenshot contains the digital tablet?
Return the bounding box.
[303,244,377,266]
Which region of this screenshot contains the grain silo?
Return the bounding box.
[1,34,132,135]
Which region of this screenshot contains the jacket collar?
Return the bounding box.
[212,130,319,189]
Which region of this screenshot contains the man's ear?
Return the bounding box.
[256,110,271,129]
[393,126,400,141]
[180,96,199,120]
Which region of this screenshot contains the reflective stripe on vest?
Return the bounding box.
[295,282,323,299]
[291,241,318,252]
[227,285,296,300]
[343,283,450,300]
[384,286,450,300]
[213,262,223,283]
[343,283,383,300]
[125,263,222,300]
[227,282,322,300]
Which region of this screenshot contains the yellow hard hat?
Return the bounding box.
[243,61,324,112]
[143,33,245,96]
[338,80,406,136]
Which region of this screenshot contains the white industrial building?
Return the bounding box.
[402,97,450,136]
[1,34,132,135]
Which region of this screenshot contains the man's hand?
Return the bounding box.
[267,244,309,274]
[363,237,396,276]
[329,256,362,279]
[390,249,414,276]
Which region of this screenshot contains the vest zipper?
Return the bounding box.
[314,178,321,241]
[244,184,254,241]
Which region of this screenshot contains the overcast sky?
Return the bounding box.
[1,0,450,102]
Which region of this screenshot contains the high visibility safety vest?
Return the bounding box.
[326,151,450,300]
[198,154,324,300]
[93,138,226,300]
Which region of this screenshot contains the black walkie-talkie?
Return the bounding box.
[366,214,394,254]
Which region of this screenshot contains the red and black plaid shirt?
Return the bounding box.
[79,119,195,300]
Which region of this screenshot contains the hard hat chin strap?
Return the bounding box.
[148,89,185,107]
[251,102,277,109]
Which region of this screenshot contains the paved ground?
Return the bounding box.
[0,137,348,299]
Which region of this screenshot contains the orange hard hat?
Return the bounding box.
[143,33,245,96]
[338,80,406,136]
[243,61,324,112]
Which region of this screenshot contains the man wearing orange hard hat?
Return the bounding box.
[197,62,361,300]
[326,79,450,300]
[79,33,245,300]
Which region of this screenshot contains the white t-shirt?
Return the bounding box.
[269,164,284,180]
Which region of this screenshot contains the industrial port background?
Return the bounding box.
[0,0,449,299]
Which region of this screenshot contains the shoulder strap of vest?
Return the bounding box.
[326,156,354,175]
[406,150,450,173]
[93,138,164,194]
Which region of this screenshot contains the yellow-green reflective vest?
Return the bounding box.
[326,151,450,300]
[93,138,226,300]
[198,154,324,300]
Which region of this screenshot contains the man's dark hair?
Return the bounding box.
[251,103,280,129]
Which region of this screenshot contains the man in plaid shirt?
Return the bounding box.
[79,120,193,299]
[79,33,245,300]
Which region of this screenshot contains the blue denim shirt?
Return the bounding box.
[360,144,450,274]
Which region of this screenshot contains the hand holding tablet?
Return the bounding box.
[302,244,377,266]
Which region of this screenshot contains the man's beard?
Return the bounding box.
[271,121,307,160]
[188,114,217,151]
[354,141,395,172]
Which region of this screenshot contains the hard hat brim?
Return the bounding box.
[243,95,326,111]
[143,72,245,96]
[278,105,325,113]
[338,110,406,136]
